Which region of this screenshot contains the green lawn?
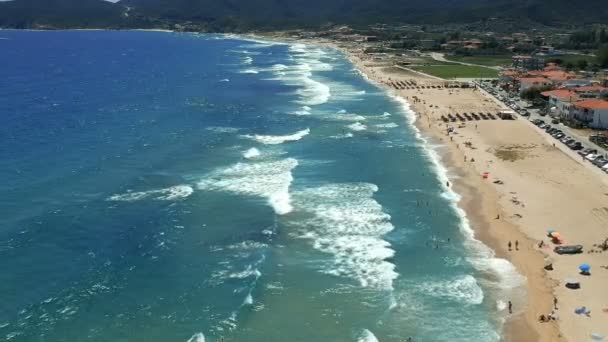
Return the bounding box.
[446,55,512,67]
[410,64,499,79]
[554,54,597,64]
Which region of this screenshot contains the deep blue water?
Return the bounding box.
[0,31,523,342]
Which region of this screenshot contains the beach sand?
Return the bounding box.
[327,42,608,341]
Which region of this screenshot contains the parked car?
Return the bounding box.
[593,158,608,167]
[571,143,584,151]
[586,154,599,161]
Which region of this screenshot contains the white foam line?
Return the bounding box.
[241,128,310,145]
[389,93,525,290]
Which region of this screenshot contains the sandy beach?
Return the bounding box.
[322,41,608,341]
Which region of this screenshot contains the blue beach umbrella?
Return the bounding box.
[579,263,591,273]
[547,229,556,235]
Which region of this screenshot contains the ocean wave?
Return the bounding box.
[187,333,206,342]
[418,275,484,305]
[326,111,366,122]
[241,56,253,65]
[205,126,240,133]
[219,78,230,82]
[240,68,259,74]
[375,123,399,129]
[291,105,312,116]
[241,128,310,145]
[358,329,379,342]
[243,147,261,159]
[108,185,193,202]
[291,183,397,290]
[197,158,298,215]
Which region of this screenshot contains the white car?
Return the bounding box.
[586,154,598,161]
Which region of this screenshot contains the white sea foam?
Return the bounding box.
[329,133,354,139]
[375,123,399,129]
[219,78,230,82]
[241,128,310,145]
[187,333,206,342]
[326,112,366,122]
[418,275,484,305]
[291,106,312,116]
[358,329,380,342]
[347,122,368,131]
[205,126,240,133]
[240,69,259,74]
[197,158,298,215]
[108,185,193,202]
[241,56,253,65]
[243,293,253,305]
[229,265,262,280]
[243,147,261,159]
[291,183,397,290]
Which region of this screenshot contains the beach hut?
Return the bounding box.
[579,263,591,275]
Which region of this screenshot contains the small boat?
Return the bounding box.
[554,245,583,255]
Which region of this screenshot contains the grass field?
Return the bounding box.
[446,55,512,67]
[410,64,499,79]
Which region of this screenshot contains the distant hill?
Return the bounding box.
[1,0,607,30]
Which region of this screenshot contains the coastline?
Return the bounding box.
[324,40,561,341]
[328,38,608,342]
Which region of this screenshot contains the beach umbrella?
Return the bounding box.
[591,333,604,341]
[579,263,591,273]
[547,229,556,235]
[550,232,561,238]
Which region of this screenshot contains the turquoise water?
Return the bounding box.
[0,31,523,342]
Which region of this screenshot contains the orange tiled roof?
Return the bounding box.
[541,71,575,80]
[519,77,551,83]
[541,89,579,101]
[574,99,608,110]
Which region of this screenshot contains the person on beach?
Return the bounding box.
[508,301,513,314]
[554,297,558,310]
[515,240,519,250]
[496,214,500,220]
[538,240,544,248]
[508,241,512,251]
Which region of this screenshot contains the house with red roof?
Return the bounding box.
[570,99,608,129]
[541,89,580,117]
[518,77,552,93]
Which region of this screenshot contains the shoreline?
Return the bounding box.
[325,40,562,341]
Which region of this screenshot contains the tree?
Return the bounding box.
[598,45,608,68]
[565,62,575,70]
[521,85,553,101]
[577,59,589,70]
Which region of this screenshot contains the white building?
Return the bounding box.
[570,100,608,129]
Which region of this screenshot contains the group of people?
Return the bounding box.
[539,297,560,323]
[508,240,519,251]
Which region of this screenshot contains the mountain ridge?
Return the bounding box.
[1,0,606,31]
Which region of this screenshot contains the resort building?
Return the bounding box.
[569,99,608,129]
[541,89,580,118]
[518,77,552,93]
[512,55,544,71]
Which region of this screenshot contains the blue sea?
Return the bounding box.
[0,31,525,342]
